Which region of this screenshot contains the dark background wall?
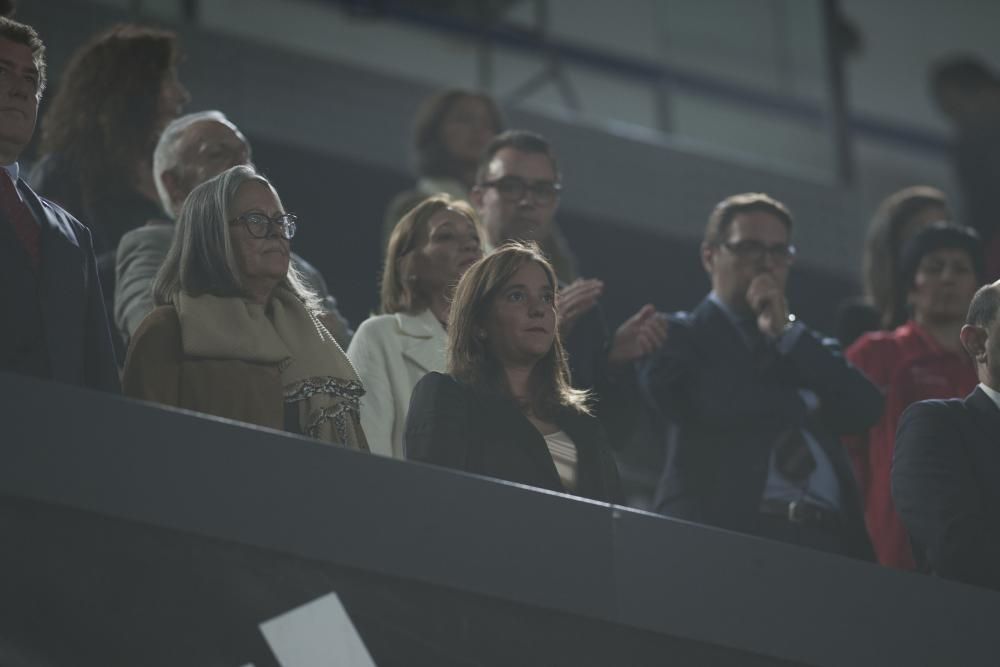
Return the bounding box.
[18,0,858,334]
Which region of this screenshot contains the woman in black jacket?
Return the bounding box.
[404,241,621,502]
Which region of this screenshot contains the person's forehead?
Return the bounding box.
[507,260,550,286]
[235,179,280,208]
[182,119,246,151]
[448,95,491,117]
[428,208,472,229]
[727,210,789,242]
[486,147,556,181]
[0,37,38,72]
[919,246,974,264]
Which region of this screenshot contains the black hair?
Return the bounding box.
[475,130,559,185]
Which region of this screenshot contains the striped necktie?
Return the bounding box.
[0,170,39,270]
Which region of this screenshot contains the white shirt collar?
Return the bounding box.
[2,162,27,209]
[978,383,1000,410]
[3,162,19,184]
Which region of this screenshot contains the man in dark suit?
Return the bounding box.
[640,193,882,559]
[0,17,118,392]
[893,280,1000,590]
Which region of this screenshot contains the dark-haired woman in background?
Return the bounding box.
[30,24,189,358]
[404,242,620,501]
[383,89,501,246]
[32,23,188,254]
[837,186,951,346]
[843,223,983,570]
[383,88,579,283]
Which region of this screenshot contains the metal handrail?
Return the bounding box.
[327,0,950,158]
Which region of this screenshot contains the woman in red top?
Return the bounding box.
[845,223,984,569]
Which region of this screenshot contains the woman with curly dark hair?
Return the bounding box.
[31,23,188,256]
[28,23,187,359]
[383,89,501,246]
[836,186,951,346]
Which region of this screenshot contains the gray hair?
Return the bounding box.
[152,109,236,218]
[967,280,1000,329]
[152,164,320,311]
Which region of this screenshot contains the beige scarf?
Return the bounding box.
[174,288,369,450]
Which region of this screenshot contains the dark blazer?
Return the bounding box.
[0,178,119,393]
[892,387,1000,590]
[562,297,639,450]
[404,372,622,503]
[639,297,881,559]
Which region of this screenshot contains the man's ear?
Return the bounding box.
[960,324,988,362]
[159,168,183,210]
[700,242,715,275]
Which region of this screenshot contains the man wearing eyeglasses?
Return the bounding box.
[115,110,352,348]
[640,192,882,558]
[471,130,668,448]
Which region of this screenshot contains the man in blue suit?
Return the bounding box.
[893,280,1000,590]
[640,193,881,559]
[0,17,118,392]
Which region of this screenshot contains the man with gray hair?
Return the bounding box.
[115,110,352,346]
[893,279,1000,591]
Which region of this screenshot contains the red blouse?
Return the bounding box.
[844,321,977,570]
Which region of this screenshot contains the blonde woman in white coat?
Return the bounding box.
[348,195,483,457]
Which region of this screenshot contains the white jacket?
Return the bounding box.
[347,309,447,459]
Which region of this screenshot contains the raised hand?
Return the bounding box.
[608,304,669,367]
[747,273,789,339]
[556,278,604,336]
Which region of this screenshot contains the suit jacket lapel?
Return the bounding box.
[559,410,609,499]
[22,183,83,297]
[0,180,39,278]
[474,385,564,491]
[695,298,759,371]
[21,183,88,382]
[967,386,1000,437]
[397,310,447,375]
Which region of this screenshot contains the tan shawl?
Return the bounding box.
[174,288,369,450]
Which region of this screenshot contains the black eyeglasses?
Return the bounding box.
[720,240,796,264]
[479,176,561,204]
[230,212,297,240]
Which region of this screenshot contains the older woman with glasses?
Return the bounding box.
[123,165,368,450]
[348,194,482,458]
[403,241,621,501]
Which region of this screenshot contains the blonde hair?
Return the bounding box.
[447,241,590,417]
[380,194,481,314]
[153,164,319,310]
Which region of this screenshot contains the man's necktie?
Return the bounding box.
[773,426,817,482]
[0,171,39,270]
[740,318,817,482]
